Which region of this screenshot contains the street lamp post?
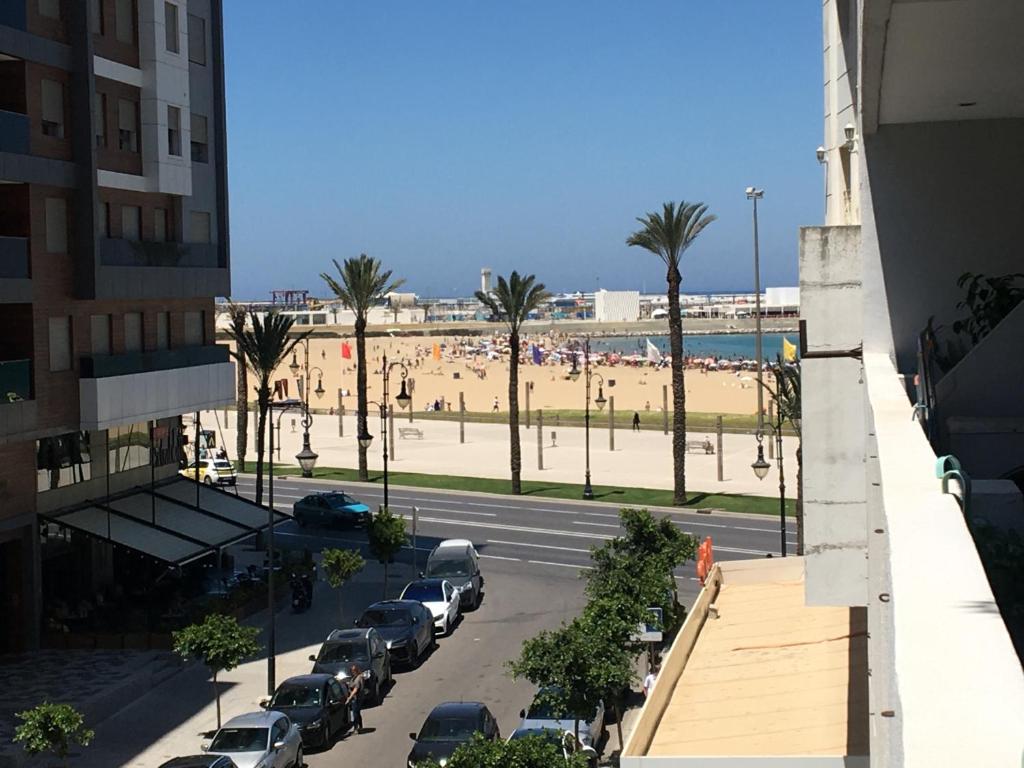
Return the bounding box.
[746,186,765,435]
[750,377,787,558]
[356,352,410,508]
[289,340,325,478]
[568,338,606,500]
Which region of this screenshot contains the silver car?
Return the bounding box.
[204,711,303,768]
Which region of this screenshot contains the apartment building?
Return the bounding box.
[0,0,236,653]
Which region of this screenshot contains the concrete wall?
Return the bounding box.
[594,290,640,323]
[799,225,868,607]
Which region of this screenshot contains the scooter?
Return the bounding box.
[290,573,313,613]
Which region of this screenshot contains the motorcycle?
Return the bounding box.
[290,572,313,613]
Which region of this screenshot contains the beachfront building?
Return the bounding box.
[621,1,1024,766]
[593,289,639,323]
[0,0,244,653]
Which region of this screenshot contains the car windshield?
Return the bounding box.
[325,493,357,506]
[426,558,469,578]
[527,700,591,721]
[402,582,444,602]
[510,729,563,747]
[210,727,268,752]
[318,641,368,663]
[417,715,479,742]
[213,461,232,469]
[271,684,321,708]
[361,609,411,627]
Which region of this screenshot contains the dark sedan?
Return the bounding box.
[355,600,435,668]
[261,674,350,749]
[158,757,237,768]
[293,491,370,528]
[407,702,500,767]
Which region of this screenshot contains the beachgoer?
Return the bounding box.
[492,397,499,412]
[632,412,641,432]
[644,400,651,412]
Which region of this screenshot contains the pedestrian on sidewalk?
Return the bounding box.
[345,664,364,732]
[492,396,499,412]
[632,412,641,431]
[643,664,659,698]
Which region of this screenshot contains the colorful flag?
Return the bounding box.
[432,343,441,361]
[646,338,662,364]
[341,342,352,359]
[783,337,798,362]
[532,344,543,365]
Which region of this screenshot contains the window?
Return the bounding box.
[156,312,169,349]
[121,205,140,240]
[183,310,204,346]
[187,14,206,65]
[190,113,208,163]
[115,0,134,44]
[39,0,60,20]
[164,2,179,52]
[44,198,67,254]
[124,312,142,352]
[108,422,151,474]
[90,0,104,34]
[97,202,110,238]
[189,211,210,243]
[167,105,181,156]
[118,98,138,152]
[90,314,111,356]
[94,93,106,148]
[154,208,167,242]
[41,79,64,138]
[37,432,93,492]
[48,316,72,372]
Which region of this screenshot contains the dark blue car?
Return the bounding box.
[293,492,370,528]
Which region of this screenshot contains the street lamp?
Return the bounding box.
[745,186,765,438]
[571,338,604,501]
[750,397,787,557]
[290,339,324,478]
[356,352,410,509]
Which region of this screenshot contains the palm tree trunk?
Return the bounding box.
[666,268,687,504]
[254,387,269,505]
[508,330,522,494]
[355,318,369,482]
[235,353,248,472]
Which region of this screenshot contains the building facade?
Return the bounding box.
[0,0,232,653]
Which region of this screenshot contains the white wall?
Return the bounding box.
[594,290,640,323]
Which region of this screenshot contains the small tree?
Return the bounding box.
[13,702,94,768]
[415,732,590,768]
[321,548,365,620]
[367,506,407,599]
[172,614,262,729]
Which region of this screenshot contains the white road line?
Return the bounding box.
[405,506,497,518]
[414,516,611,541]
[487,539,591,554]
[527,560,592,570]
[274,532,432,551]
[479,554,521,562]
[572,521,619,528]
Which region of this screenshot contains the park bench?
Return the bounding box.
[399,427,424,440]
[685,440,715,455]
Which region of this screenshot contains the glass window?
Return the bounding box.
[209,728,268,754]
[108,422,151,474]
[154,208,167,242]
[124,312,142,352]
[115,0,134,44]
[98,202,110,238]
[48,316,72,372]
[44,198,67,254]
[41,79,64,138]
[37,432,92,492]
[90,314,111,356]
[164,2,179,52]
[183,310,204,346]
[402,582,443,602]
[94,93,106,147]
[156,311,169,349]
[189,211,210,243]
[187,14,206,65]
[121,205,140,240]
[317,641,369,664]
[38,0,60,20]
[118,98,138,152]
[167,105,181,156]
[90,0,104,33]
[190,113,208,163]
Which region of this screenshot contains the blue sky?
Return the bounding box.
[224,2,821,299]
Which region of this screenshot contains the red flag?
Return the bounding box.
[342,342,352,359]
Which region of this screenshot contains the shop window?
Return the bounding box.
[37,432,92,492]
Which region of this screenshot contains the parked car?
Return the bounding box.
[355,599,435,668]
[423,539,483,609]
[203,711,302,768]
[292,491,370,528]
[399,578,460,636]
[158,757,238,768]
[180,458,236,486]
[407,702,501,767]
[262,674,350,749]
[518,688,605,749]
[309,627,392,705]
[507,727,599,767]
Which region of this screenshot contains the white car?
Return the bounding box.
[399,578,461,636]
[507,728,598,767]
[203,711,302,768]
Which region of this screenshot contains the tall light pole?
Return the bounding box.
[568,337,606,500]
[289,340,324,477]
[746,186,765,433]
[357,352,410,508]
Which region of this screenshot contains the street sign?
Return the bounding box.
[635,607,664,643]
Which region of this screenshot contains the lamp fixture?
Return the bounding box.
[288,353,300,376]
[751,443,770,480]
[395,379,411,409]
[314,378,325,398]
[594,386,607,411]
[816,146,826,164]
[357,429,373,450]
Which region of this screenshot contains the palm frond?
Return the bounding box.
[477,271,551,333]
[321,254,405,318]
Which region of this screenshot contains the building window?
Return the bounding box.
[190,113,208,163]
[108,422,151,474]
[44,197,67,254]
[154,208,167,242]
[121,205,140,241]
[156,311,170,349]
[37,432,93,492]
[164,2,179,52]
[90,314,111,356]
[38,0,60,20]
[187,14,206,65]
[41,79,64,139]
[118,98,138,152]
[183,310,204,346]
[124,312,142,352]
[115,0,134,44]
[97,202,110,238]
[94,93,106,148]
[189,211,210,243]
[48,316,72,372]
[167,105,181,156]
[90,0,104,34]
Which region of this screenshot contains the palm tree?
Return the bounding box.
[627,202,716,504]
[321,255,404,481]
[226,302,249,472]
[226,311,308,504]
[475,272,550,494]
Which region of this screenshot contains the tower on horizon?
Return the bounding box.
[481,268,492,294]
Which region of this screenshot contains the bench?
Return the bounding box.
[399,427,424,440]
[686,440,715,455]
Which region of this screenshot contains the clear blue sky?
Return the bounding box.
[224,1,821,300]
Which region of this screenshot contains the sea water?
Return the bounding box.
[590,333,796,362]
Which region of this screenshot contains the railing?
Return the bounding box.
[0,358,32,403]
[0,2,26,31]
[0,236,30,279]
[0,109,30,155]
[98,239,220,268]
[80,345,228,379]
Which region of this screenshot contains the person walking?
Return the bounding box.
[492,396,499,413]
[643,664,659,698]
[345,664,364,732]
[632,412,641,432]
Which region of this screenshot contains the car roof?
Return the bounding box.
[220,711,280,728]
[436,539,474,550]
[427,702,488,719]
[278,674,333,688]
[159,757,233,768]
[326,627,371,642]
[403,578,448,588]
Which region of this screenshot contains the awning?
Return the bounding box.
[40,479,287,567]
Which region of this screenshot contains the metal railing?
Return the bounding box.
[98,239,220,268]
[80,345,228,378]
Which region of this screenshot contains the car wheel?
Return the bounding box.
[293,746,304,767]
[203,476,213,486]
[473,588,482,609]
[409,641,420,668]
[321,725,331,749]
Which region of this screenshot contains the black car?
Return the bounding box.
[158,757,238,768]
[292,492,370,528]
[355,600,435,668]
[423,540,483,609]
[309,627,391,706]
[261,674,349,749]
[407,702,500,767]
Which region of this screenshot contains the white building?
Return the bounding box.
[593,290,639,323]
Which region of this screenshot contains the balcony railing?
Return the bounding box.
[0,110,30,156]
[98,239,220,268]
[80,345,228,379]
[0,3,27,31]
[0,359,32,404]
[0,236,30,279]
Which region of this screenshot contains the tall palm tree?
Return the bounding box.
[226,311,308,504]
[226,302,249,472]
[627,202,716,504]
[475,272,550,494]
[321,255,404,481]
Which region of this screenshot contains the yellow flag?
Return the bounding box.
[783,337,797,362]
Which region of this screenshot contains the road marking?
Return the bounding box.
[487,539,591,554]
[274,532,433,551]
[403,506,497,518]
[527,560,592,570]
[572,521,619,528]
[479,554,521,562]
[414,516,611,541]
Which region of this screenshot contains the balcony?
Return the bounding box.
[80,344,229,379]
[0,236,29,278]
[98,238,220,269]
[0,110,30,156]
[0,358,31,404]
[0,2,26,32]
